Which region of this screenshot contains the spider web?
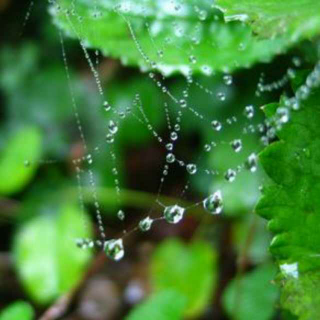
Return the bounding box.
[20,0,309,261]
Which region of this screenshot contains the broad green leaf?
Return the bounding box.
[13,203,92,304]
[256,82,320,317]
[215,0,320,43]
[0,301,34,320]
[151,238,217,317]
[223,264,278,320]
[125,290,186,320]
[0,127,42,195]
[52,0,286,75]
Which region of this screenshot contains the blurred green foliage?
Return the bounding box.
[0,301,34,320]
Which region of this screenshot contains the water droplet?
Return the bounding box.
[204,144,211,152]
[179,99,187,108]
[225,169,236,182]
[211,120,222,131]
[104,239,124,261]
[108,120,118,134]
[103,101,111,111]
[189,55,197,64]
[203,190,223,215]
[246,153,258,172]
[244,105,254,119]
[106,133,114,144]
[139,216,153,232]
[276,107,289,124]
[170,132,178,141]
[223,75,233,85]
[24,160,31,167]
[217,92,226,101]
[166,153,175,163]
[117,210,125,220]
[231,139,242,152]
[166,143,173,151]
[186,163,197,175]
[164,205,185,224]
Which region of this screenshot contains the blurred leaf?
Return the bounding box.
[233,214,271,264]
[215,0,320,43]
[125,290,186,320]
[0,301,34,320]
[256,80,320,317]
[223,263,278,320]
[0,127,42,195]
[13,203,92,304]
[52,0,286,76]
[151,238,217,317]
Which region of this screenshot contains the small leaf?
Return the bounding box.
[52,0,286,75]
[223,264,278,320]
[151,238,217,317]
[0,127,42,195]
[13,203,92,304]
[125,290,186,320]
[0,301,34,320]
[215,0,320,43]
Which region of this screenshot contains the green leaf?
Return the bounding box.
[151,238,217,317]
[256,82,320,317]
[0,301,34,320]
[52,0,286,75]
[13,203,92,304]
[215,0,320,43]
[0,127,42,195]
[125,290,186,320]
[223,264,278,320]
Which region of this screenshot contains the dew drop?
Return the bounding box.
[203,190,223,215]
[231,139,242,152]
[106,133,114,144]
[166,153,175,163]
[166,143,173,151]
[245,153,258,172]
[117,210,125,220]
[139,216,153,232]
[223,75,233,86]
[164,205,185,224]
[244,105,254,119]
[217,92,226,101]
[108,120,118,134]
[104,239,124,261]
[179,99,187,108]
[225,169,236,182]
[189,55,197,64]
[211,120,222,131]
[103,101,111,111]
[24,160,31,167]
[186,163,197,175]
[276,107,289,124]
[170,132,178,141]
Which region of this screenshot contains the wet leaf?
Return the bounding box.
[216,0,320,43]
[52,0,286,76]
[256,80,320,318]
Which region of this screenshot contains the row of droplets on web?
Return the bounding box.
[44,0,318,261]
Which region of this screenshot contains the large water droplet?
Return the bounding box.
[104,239,124,261]
[203,190,223,215]
[106,133,114,144]
[223,75,233,86]
[164,205,185,224]
[139,216,153,232]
